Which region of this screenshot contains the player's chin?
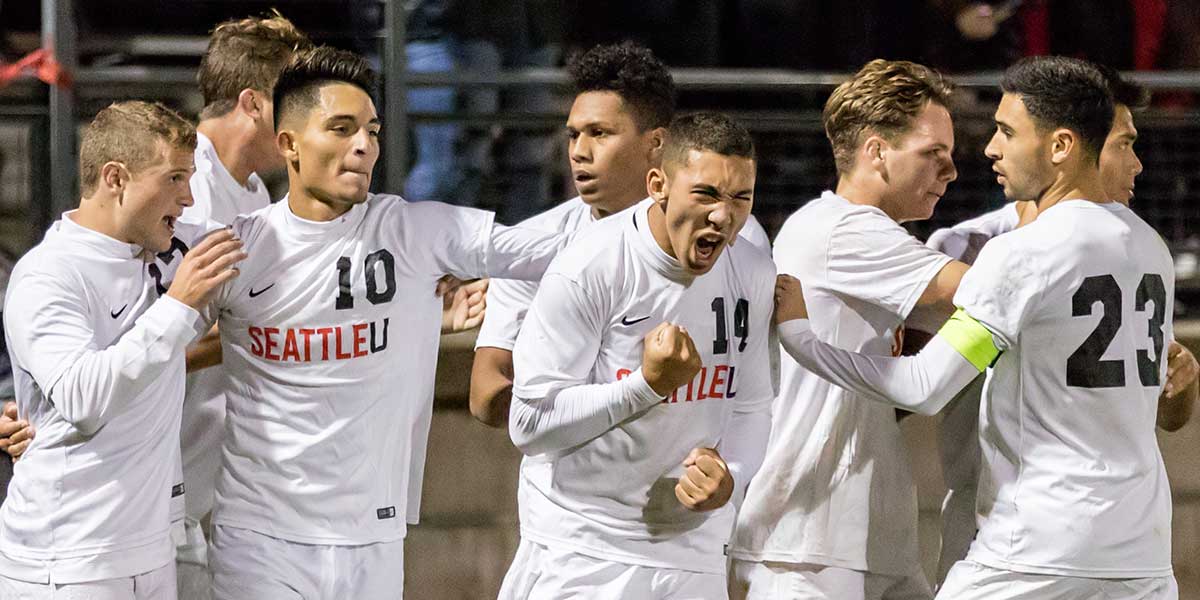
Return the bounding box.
[685,243,724,275]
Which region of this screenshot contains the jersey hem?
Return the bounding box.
[725,548,917,577]
[212,516,407,547]
[971,553,1174,579]
[521,528,725,575]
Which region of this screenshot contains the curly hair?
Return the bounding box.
[567,42,675,131]
[823,59,954,175]
[198,11,312,119]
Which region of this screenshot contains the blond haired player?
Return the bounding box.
[730,59,965,600]
[0,101,244,599]
[775,56,1190,600]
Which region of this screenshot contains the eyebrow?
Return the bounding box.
[327,114,382,126]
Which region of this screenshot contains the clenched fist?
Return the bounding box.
[774,274,808,324]
[642,322,702,397]
[675,447,734,512]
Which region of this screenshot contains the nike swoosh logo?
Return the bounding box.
[110,304,128,319]
[621,315,651,326]
[248,283,275,298]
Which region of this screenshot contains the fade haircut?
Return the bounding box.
[1001,56,1114,162]
[79,101,196,197]
[567,42,676,131]
[1095,64,1151,111]
[662,112,755,170]
[273,46,379,130]
[198,12,311,120]
[823,59,954,176]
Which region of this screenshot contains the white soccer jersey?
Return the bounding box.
[918,203,1018,582]
[476,198,770,352]
[731,190,952,575]
[954,200,1174,577]
[0,214,207,584]
[210,193,563,545]
[511,199,776,574]
[176,132,272,523]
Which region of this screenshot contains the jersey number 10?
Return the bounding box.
[1067,273,1166,389]
[334,249,397,310]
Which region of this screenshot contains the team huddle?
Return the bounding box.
[0,12,1194,600]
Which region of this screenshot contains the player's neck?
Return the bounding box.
[647,200,678,259]
[834,177,891,218]
[197,118,257,188]
[1035,168,1111,213]
[286,185,354,222]
[73,195,129,244]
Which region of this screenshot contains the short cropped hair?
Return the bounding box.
[198,12,311,120]
[567,42,676,131]
[1001,56,1114,161]
[823,59,954,175]
[79,101,196,197]
[662,112,755,169]
[273,46,379,130]
[1095,64,1151,111]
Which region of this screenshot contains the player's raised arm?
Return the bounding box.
[774,275,983,416]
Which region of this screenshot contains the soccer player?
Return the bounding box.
[470,42,771,428]
[774,55,1190,599]
[203,46,569,599]
[0,101,245,599]
[916,66,1198,587]
[729,59,964,600]
[500,112,776,599]
[173,14,310,598]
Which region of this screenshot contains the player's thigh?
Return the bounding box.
[209,524,313,600]
[131,561,176,600]
[869,569,931,600]
[498,538,547,600]
[650,566,726,600]
[935,560,1174,600]
[521,546,643,600]
[0,574,134,600]
[337,538,404,599]
[729,560,862,600]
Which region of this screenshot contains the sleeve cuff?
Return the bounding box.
[625,368,667,409]
[146,295,207,344]
[777,318,812,339]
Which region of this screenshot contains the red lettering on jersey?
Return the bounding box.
[696,368,709,400]
[352,323,368,357]
[334,327,352,360]
[616,368,632,380]
[248,327,264,357]
[683,378,694,402]
[298,328,316,362]
[263,327,281,361]
[317,327,334,360]
[726,366,737,399]
[709,365,728,399]
[282,329,301,362]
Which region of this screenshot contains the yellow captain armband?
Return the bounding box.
[937,308,1001,372]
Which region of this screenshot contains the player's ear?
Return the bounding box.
[1049,128,1074,166]
[647,166,668,204]
[100,161,128,195]
[864,136,887,175]
[277,129,299,168]
[646,127,666,164]
[237,88,262,120]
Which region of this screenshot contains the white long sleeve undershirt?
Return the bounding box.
[509,368,665,456]
[776,319,980,416]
